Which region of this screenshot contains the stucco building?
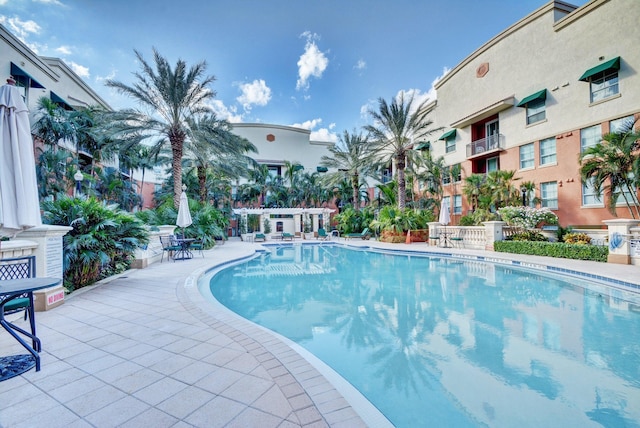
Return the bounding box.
[430,0,639,226]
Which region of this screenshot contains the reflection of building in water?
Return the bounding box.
[461,260,496,286]
[235,245,335,277]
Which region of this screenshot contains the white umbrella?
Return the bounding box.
[176,190,192,232]
[439,198,451,226]
[0,80,42,237]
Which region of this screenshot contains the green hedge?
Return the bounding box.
[494,241,608,262]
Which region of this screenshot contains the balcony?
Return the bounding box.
[466,134,505,159]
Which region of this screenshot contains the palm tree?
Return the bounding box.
[462,174,486,212]
[486,170,520,209]
[105,48,217,208]
[32,97,73,149]
[320,129,373,211]
[579,120,640,218]
[183,113,257,203]
[364,93,440,209]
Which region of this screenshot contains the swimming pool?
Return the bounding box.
[207,244,640,427]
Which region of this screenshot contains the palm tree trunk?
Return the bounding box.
[352,173,360,211]
[171,139,183,209]
[397,156,406,209]
[198,166,207,203]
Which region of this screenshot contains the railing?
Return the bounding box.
[466,134,505,158]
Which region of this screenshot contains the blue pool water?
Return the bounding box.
[208,245,640,427]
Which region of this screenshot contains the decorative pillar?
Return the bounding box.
[603,219,640,264]
[483,221,506,251]
[16,225,72,311]
[427,222,441,246]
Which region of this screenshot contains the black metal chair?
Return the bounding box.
[159,235,181,262]
[0,255,38,350]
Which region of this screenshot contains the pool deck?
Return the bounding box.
[1,238,639,427]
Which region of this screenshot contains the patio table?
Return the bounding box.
[173,238,196,260]
[1,276,62,381]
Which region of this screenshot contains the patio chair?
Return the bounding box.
[254,233,266,242]
[0,255,38,349]
[345,228,371,240]
[282,232,295,241]
[159,235,181,262]
[317,228,330,241]
[190,236,206,257]
[450,229,465,248]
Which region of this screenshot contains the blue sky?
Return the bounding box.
[1,0,587,142]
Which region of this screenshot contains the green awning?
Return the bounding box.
[579,56,620,81]
[10,62,45,88]
[50,91,73,110]
[516,89,547,107]
[438,130,456,141]
[316,166,328,173]
[414,141,430,150]
[292,164,304,171]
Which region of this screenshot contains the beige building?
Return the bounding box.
[430,0,640,226]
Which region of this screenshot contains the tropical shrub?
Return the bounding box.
[563,232,592,245]
[370,207,435,242]
[459,208,498,226]
[42,196,149,292]
[497,206,558,229]
[506,231,548,241]
[333,206,373,234]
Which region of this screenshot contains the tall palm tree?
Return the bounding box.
[579,120,640,218]
[486,170,520,209]
[32,97,73,149]
[105,48,217,208]
[320,129,373,211]
[364,93,440,209]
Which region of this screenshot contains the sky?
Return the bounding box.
[1,0,588,143]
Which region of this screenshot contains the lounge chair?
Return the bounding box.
[282,232,294,241]
[316,228,330,240]
[254,233,266,242]
[345,228,371,240]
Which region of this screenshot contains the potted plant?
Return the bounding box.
[263,216,272,238]
[238,216,249,241]
[303,217,313,239]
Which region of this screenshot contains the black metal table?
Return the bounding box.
[1,277,62,381]
[173,238,195,260]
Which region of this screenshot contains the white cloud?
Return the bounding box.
[1,16,41,39]
[296,32,328,91]
[68,61,90,78]
[354,59,366,71]
[236,79,271,112]
[290,118,337,142]
[55,45,72,55]
[209,99,243,123]
[34,0,65,5]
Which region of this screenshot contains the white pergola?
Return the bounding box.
[232,207,335,234]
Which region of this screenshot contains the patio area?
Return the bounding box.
[1,238,639,427]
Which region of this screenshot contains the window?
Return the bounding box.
[267,165,281,177]
[610,115,635,133]
[453,164,462,182]
[453,195,462,215]
[541,182,558,209]
[580,124,601,152]
[590,70,619,103]
[442,167,451,185]
[582,177,603,206]
[445,138,456,153]
[539,137,556,166]
[526,98,546,125]
[519,143,534,169]
[486,157,499,173]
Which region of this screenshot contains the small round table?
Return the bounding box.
[1,277,62,381]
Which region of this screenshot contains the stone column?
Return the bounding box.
[483,221,506,251]
[603,219,640,264]
[17,225,72,278]
[427,222,441,246]
[16,225,72,311]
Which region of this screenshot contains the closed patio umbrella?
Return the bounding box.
[439,198,450,226]
[0,79,42,237]
[176,189,192,234]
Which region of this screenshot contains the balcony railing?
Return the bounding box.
[466,134,505,158]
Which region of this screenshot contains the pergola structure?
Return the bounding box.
[232,207,335,235]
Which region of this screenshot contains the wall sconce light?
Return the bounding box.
[558,180,563,187]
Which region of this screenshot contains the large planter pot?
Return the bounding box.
[408,229,429,243]
[304,232,314,240]
[380,230,407,243]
